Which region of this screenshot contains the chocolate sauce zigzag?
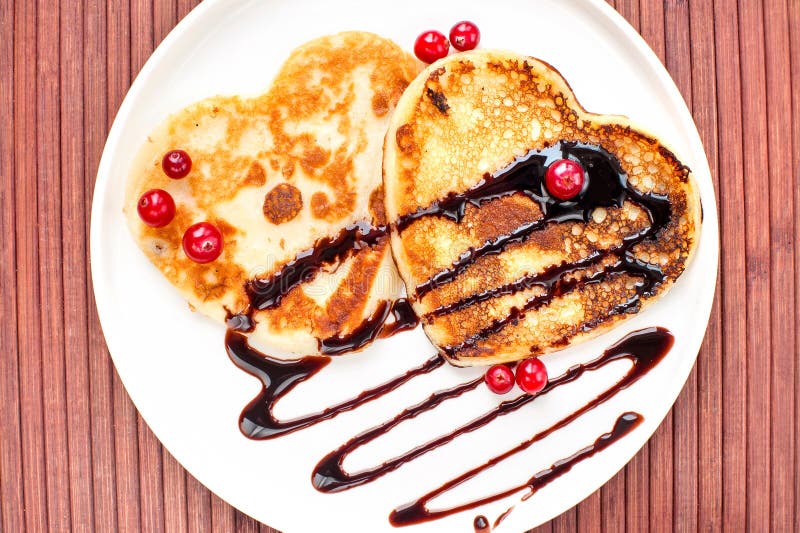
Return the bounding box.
[311,327,673,503]
[390,412,643,527]
[225,329,440,440]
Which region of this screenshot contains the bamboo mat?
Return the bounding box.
[1,0,797,531]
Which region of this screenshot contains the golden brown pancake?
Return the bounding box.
[383,50,701,367]
[125,32,419,355]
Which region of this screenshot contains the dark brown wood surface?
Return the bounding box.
[1,0,797,531]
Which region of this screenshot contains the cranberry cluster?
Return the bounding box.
[136,149,223,264]
[485,357,549,395]
[414,21,480,64]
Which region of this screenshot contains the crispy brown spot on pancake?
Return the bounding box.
[309,150,357,220]
[244,161,267,187]
[396,124,416,154]
[263,183,303,224]
[369,185,387,226]
[300,143,331,173]
[372,92,390,117]
[425,88,450,115]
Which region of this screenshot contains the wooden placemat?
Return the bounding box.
[1,0,797,531]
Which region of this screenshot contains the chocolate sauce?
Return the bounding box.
[312,374,484,492]
[396,141,671,302]
[473,515,490,533]
[319,301,392,355]
[311,327,672,507]
[441,249,661,356]
[390,412,643,527]
[381,299,420,338]
[245,221,388,311]
[225,329,442,439]
[318,299,420,355]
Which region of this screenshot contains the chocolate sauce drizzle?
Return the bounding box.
[310,327,672,521]
[319,299,419,355]
[245,220,388,311]
[225,329,441,440]
[395,142,671,306]
[390,411,644,527]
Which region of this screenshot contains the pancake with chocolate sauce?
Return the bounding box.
[125,32,419,355]
[383,50,701,367]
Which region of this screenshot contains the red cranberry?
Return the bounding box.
[137,189,175,228]
[515,357,548,394]
[414,30,450,64]
[485,364,515,395]
[545,159,585,200]
[182,222,223,263]
[449,21,480,51]
[162,149,192,179]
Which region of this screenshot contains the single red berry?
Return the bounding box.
[137,189,175,228]
[182,222,223,263]
[162,149,192,179]
[515,358,548,394]
[414,30,450,63]
[545,159,585,200]
[485,364,515,395]
[449,21,480,51]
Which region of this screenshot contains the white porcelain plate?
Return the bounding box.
[91,0,718,531]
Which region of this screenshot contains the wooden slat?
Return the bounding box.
[84,0,118,528]
[211,493,235,531]
[0,0,24,531]
[186,473,212,533]
[235,512,262,533]
[60,0,95,527]
[600,470,626,532]
[789,2,800,531]
[550,505,576,533]
[712,1,748,529]
[36,0,74,530]
[162,453,188,533]
[575,490,601,533]
[737,1,772,531]
[763,0,796,530]
[14,0,49,530]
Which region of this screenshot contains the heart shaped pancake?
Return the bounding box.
[125,32,419,355]
[383,50,701,366]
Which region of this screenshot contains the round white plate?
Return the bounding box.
[91,0,718,531]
